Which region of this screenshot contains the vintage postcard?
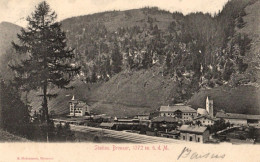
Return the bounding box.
[0,0,260,161]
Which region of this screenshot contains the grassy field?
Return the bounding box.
[29,67,179,116]
[188,85,260,115]
[28,66,260,117]
[0,129,29,142]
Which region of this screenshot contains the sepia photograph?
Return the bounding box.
[0,0,260,161]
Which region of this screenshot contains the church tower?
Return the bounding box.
[206,96,213,117]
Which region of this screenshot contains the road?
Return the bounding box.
[70,125,182,144]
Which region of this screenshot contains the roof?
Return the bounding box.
[116,119,135,122]
[179,125,207,134]
[193,115,218,121]
[137,113,150,116]
[197,108,208,115]
[207,96,213,102]
[216,112,260,120]
[77,101,90,107]
[168,130,180,134]
[100,123,115,128]
[160,105,196,113]
[151,116,179,123]
[70,100,89,108]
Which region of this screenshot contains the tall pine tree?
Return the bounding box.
[111,40,123,74]
[10,1,80,123]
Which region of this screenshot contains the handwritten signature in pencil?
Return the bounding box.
[177,147,226,160]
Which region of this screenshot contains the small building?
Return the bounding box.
[159,104,196,122]
[69,95,90,117]
[151,116,179,130]
[216,112,260,127]
[113,118,140,125]
[193,115,218,126]
[179,125,209,143]
[99,122,115,129]
[158,130,180,139]
[135,113,150,120]
[197,108,208,116]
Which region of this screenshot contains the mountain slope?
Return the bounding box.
[188,0,260,114]
[1,0,260,117]
[0,22,21,55]
[62,8,173,32]
[0,22,22,80]
[30,0,260,117]
[188,85,260,115]
[238,0,260,83]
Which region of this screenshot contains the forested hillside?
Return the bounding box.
[0,0,259,116]
[60,0,258,101]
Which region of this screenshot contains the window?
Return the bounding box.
[183,136,185,140]
[190,136,192,141]
[198,137,200,142]
[203,121,205,123]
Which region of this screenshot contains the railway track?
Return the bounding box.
[70,125,181,144]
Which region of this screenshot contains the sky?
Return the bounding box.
[0,0,229,27]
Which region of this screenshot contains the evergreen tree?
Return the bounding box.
[165,53,172,71]
[0,79,31,138]
[10,1,80,123]
[91,64,97,83]
[127,53,134,69]
[104,56,111,80]
[142,51,153,69]
[111,40,123,74]
[237,16,245,29]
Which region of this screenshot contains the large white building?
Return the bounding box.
[69,96,90,117]
[159,104,196,122]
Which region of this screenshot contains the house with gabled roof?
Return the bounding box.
[179,125,209,143]
[197,108,208,116]
[193,115,218,126]
[159,104,196,122]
